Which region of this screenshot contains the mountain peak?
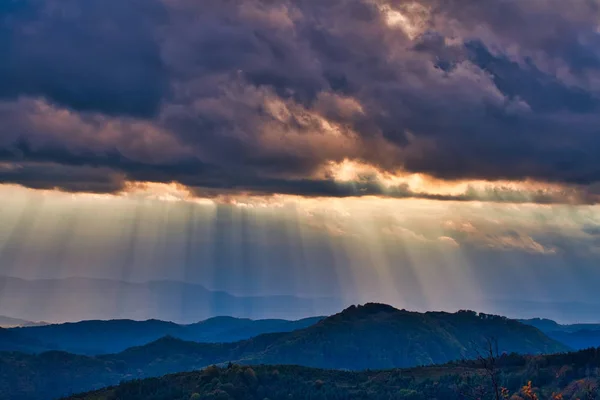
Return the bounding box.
[340,303,401,316]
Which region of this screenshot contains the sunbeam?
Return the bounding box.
[2,184,600,323]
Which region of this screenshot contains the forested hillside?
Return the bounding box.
[0,304,569,400]
[68,348,600,400]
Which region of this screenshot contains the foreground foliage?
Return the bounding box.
[68,348,600,400]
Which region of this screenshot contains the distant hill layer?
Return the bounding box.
[520,318,600,333]
[0,328,51,353]
[0,276,342,323]
[0,304,569,400]
[8,316,323,355]
[67,348,600,400]
[545,329,600,351]
[521,317,600,350]
[0,316,40,328]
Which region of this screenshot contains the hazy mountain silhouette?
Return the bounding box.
[489,299,600,324]
[520,317,600,350]
[0,276,342,323]
[0,316,38,328]
[9,316,323,354]
[520,317,600,333]
[0,304,569,400]
[0,328,51,353]
[543,329,600,350]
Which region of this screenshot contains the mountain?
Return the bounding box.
[520,318,600,350]
[0,304,569,400]
[0,316,37,328]
[520,318,600,333]
[180,316,324,343]
[9,316,323,355]
[488,299,600,324]
[0,276,342,323]
[110,304,568,371]
[235,304,569,369]
[65,348,600,400]
[520,317,565,332]
[0,328,50,353]
[11,319,181,355]
[545,329,600,351]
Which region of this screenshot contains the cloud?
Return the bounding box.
[3,0,600,200]
[438,236,460,247]
[482,231,558,255]
[582,224,600,236]
[0,0,168,117]
[0,162,125,193]
[442,219,559,255]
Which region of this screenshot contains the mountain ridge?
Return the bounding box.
[0,304,570,400]
[7,316,324,355]
[0,316,40,328]
[520,317,600,350]
[0,276,342,323]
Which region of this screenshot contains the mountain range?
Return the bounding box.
[0,276,343,323]
[6,276,600,324]
[0,304,569,400]
[0,316,41,328]
[0,328,51,353]
[3,311,599,356]
[520,318,600,333]
[5,316,323,355]
[520,318,600,351]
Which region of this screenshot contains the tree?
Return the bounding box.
[457,337,504,400]
[475,337,502,400]
[520,381,538,400]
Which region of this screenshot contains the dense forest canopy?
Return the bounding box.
[68,348,600,400]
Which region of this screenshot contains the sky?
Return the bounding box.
[2,0,600,322]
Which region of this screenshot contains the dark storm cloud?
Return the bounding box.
[0,162,125,193]
[0,0,168,117]
[3,0,600,199]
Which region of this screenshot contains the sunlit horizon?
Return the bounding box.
[2,182,600,324]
